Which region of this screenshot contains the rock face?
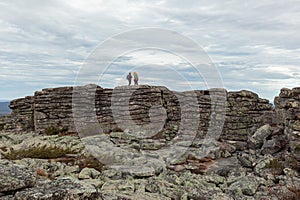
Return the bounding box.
[222,90,272,141]
[3,85,272,143]
[0,115,14,131]
[275,87,300,161]
[34,86,74,134]
[9,96,34,132]
[0,85,299,200]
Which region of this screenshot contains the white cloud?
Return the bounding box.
[0,0,299,100]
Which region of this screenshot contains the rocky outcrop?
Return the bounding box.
[222,90,272,141]
[0,85,300,199]
[34,86,74,134]
[9,96,34,132]
[3,85,272,144]
[0,115,14,131]
[275,87,300,161]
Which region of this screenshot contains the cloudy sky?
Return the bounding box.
[0,0,300,101]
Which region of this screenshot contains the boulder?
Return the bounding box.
[0,159,36,192]
[0,159,36,193]
[226,175,260,196]
[1,134,84,160]
[261,134,287,155]
[248,124,271,149]
[14,177,102,200]
[78,167,101,179]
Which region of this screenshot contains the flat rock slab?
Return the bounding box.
[0,159,36,193]
[14,177,102,200]
[205,157,241,176]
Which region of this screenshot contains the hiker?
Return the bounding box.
[126,72,132,86]
[133,71,139,85]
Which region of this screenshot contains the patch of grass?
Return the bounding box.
[287,187,300,200]
[266,158,284,175]
[294,144,300,152]
[49,154,104,172]
[76,155,104,171]
[3,146,76,160]
[111,127,124,132]
[285,156,300,172]
[45,126,69,135]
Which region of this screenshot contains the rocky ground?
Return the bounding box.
[0,86,299,199]
[0,128,299,200]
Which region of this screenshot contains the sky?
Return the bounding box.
[0,0,300,101]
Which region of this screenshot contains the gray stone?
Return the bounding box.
[226,175,260,196]
[254,155,275,177]
[261,134,287,155]
[238,152,256,168]
[206,157,241,176]
[0,159,36,193]
[248,124,271,149]
[3,84,274,146]
[14,177,102,200]
[78,167,101,179]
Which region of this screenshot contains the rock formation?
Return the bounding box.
[0,85,299,200]
[1,85,272,141]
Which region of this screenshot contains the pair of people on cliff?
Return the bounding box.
[127,72,139,86]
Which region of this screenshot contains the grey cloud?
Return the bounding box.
[0,0,299,100]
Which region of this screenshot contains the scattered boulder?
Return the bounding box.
[248,124,272,149]
[78,167,101,179]
[225,175,260,196]
[261,134,287,155]
[238,152,256,168]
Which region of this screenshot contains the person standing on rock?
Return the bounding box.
[126,72,132,86]
[133,71,139,85]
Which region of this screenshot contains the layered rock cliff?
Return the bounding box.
[2,85,273,141]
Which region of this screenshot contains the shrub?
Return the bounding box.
[0,124,4,130]
[287,187,300,200]
[45,126,69,135]
[295,144,300,152]
[3,146,76,160]
[111,126,124,132]
[266,158,284,175]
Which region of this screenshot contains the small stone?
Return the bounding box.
[226,175,259,196]
[173,164,186,172]
[14,177,102,199]
[36,168,48,177]
[78,167,101,179]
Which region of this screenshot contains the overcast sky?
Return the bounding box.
[0,0,300,101]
